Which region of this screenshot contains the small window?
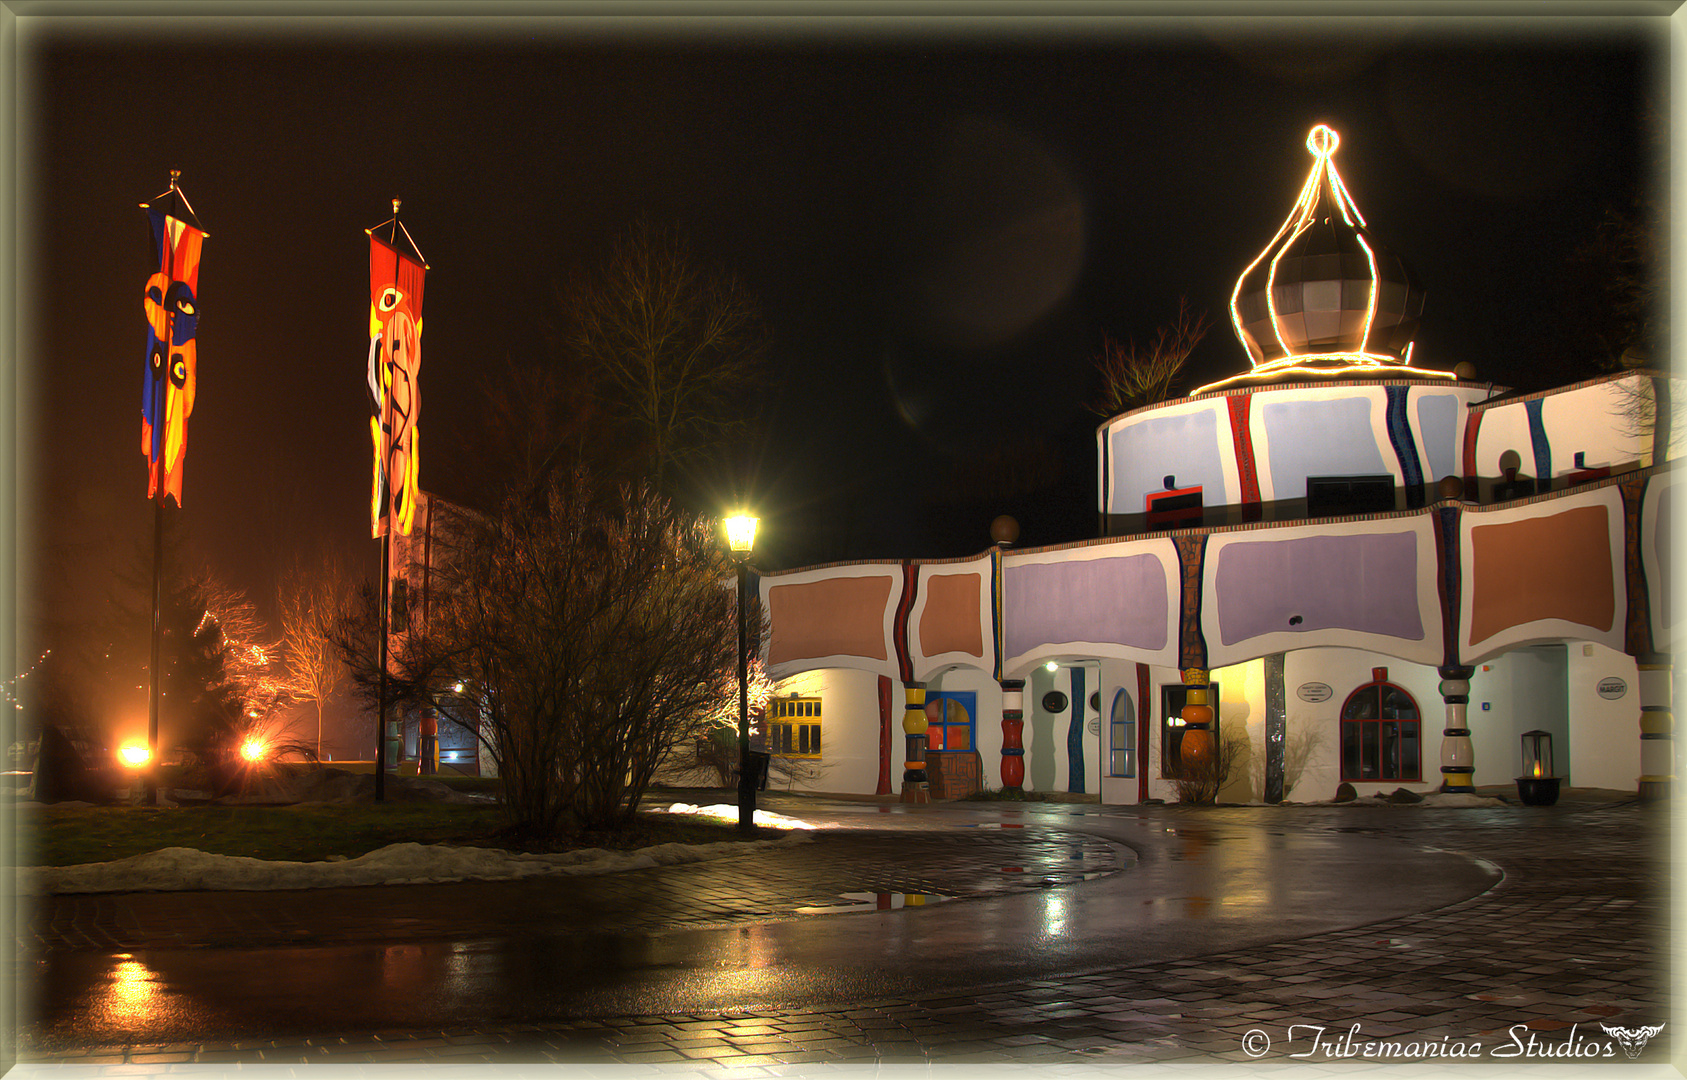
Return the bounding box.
[390,578,410,633]
[925,692,976,752]
[771,698,822,759]
[1339,669,1420,782]
[1108,690,1136,778]
[1146,486,1203,529]
[1307,475,1394,516]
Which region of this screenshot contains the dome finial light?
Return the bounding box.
[1196,124,1458,395]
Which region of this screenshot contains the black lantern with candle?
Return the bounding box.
[1516,729,1562,806]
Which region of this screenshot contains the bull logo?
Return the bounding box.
[1600,1023,1664,1059]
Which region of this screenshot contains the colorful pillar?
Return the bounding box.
[1179,668,1214,764]
[1437,665,1476,793]
[901,683,929,804]
[419,708,438,775]
[1637,655,1673,801]
[999,679,1025,793]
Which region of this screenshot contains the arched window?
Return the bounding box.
[1339,667,1420,782]
[1108,689,1135,778]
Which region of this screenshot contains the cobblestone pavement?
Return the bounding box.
[16,789,1673,1069]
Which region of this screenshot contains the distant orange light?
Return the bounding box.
[240,738,268,763]
[119,745,150,768]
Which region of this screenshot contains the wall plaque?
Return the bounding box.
[1297,682,1333,703]
[1597,677,1628,700]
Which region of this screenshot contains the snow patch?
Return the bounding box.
[655,802,818,830]
[1347,792,1508,808]
[21,834,813,896]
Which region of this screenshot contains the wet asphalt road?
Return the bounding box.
[21,800,1500,1046]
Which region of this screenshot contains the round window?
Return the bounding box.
[1042,691,1068,713]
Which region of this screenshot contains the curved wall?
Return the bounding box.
[1098,380,1490,516]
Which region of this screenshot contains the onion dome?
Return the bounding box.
[1224,125,1427,384]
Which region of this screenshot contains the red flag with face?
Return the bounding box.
[368,234,425,537]
[141,206,203,506]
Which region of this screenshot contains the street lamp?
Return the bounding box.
[725,512,759,833]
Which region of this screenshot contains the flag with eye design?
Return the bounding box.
[367,230,426,537]
[140,197,204,507]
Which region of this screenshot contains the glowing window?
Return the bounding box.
[1160,682,1220,780]
[771,698,822,759]
[924,692,975,752]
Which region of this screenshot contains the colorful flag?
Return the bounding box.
[367,230,426,537]
[140,195,204,507]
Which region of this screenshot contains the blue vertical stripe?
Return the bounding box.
[1525,398,1552,489]
[1067,667,1086,793]
[1385,386,1423,494]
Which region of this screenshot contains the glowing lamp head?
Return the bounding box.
[240,738,268,763]
[118,745,151,768]
[724,513,758,556]
[1044,660,1059,673]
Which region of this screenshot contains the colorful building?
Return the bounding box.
[755,125,1679,804]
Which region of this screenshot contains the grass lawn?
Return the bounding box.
[15,791,758,867]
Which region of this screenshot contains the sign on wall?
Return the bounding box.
[1596,677,1628,700]
[1297,682,1333,703]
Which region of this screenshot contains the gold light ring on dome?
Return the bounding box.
[1210,123,1456,396]
[1190,353,1461,396]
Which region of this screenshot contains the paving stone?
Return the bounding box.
[16,793,1667,1068]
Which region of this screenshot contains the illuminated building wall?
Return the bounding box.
[754,124,1679,802]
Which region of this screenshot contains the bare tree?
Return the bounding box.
[277,554,354,759]
[1090,298,1213,417]
[393,471,739,840]
[565,222,771,495]
[1174,719,1248,805]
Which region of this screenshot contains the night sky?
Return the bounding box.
[21,13,1663,662]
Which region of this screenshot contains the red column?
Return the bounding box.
[1000,680,1025,792]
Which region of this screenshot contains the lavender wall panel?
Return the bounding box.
[1004,555,1170,659]
[1262,397,1388,499]
[1214,532,1425,645]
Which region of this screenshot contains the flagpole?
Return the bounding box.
[376,520,389,803]
[141,169,185,809]
[146,476,163,806]
[371,198,404,804]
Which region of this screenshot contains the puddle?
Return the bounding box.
[795,891,952,915]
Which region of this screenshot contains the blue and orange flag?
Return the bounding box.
[140,174,205,507]
[366,204,427,538]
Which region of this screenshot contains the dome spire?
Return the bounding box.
[1199,124,1453,395]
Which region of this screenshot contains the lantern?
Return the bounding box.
[1515,729,1561,806]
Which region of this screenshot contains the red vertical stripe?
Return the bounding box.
[1462,408,1484,500]
[1227,393,1261,506]
[876,674,893,795]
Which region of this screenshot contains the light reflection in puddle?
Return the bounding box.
[90,954,164,1030]
[796,891,952,914]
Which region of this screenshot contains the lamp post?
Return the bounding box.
[725,513,759,832]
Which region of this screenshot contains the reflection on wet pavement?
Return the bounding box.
[794,892,953,915]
